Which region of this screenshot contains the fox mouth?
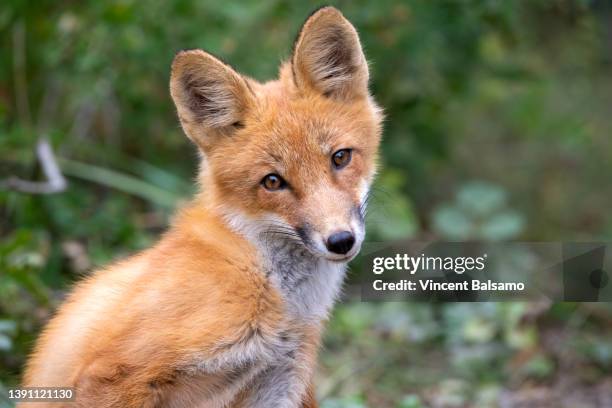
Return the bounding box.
[324,249,360,263]
[261,222,363,263]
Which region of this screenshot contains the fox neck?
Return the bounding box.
[214,205,347,323]
[262,235,347,322]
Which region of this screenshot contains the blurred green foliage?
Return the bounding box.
[1,0,612,406]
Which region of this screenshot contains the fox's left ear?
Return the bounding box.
[292,7,369,100]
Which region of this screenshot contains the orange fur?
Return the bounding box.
[21,7,381,407]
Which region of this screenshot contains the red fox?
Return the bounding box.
[21,7,382,407]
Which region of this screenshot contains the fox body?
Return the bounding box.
[22,7,382,408]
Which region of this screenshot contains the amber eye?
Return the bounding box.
[261,174,286,191]
[332,149,352,169]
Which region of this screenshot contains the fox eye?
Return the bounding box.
[261,174,286,191]
[332,149,352,169]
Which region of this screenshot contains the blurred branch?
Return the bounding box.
[4,21,69,195]
[5,21,71,196]
[0,138,67,194]
[59,158,180,207]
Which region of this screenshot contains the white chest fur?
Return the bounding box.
[260,237,347,322]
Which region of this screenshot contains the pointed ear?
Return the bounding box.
[170,50,253,149]
[292,7,369,100]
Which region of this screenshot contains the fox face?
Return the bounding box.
[170,7,382,262]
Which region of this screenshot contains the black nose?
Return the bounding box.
[326,231,355,255]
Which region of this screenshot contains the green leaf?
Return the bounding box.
[0,321,17,335]
[398,395,425,408]
[457,182,506,217]
[0,334,12,352]
[462,318,496,343]
[433,205,472,240]
[479,211,525,241]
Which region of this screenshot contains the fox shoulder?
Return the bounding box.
[23,207,285,393]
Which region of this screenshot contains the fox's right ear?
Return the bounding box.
[170,50,253,149]
[292,7,369,100]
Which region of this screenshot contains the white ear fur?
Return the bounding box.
[292,7,369,100]
[170,50,253,147]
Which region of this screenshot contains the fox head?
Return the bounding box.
[170,7,382,262]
